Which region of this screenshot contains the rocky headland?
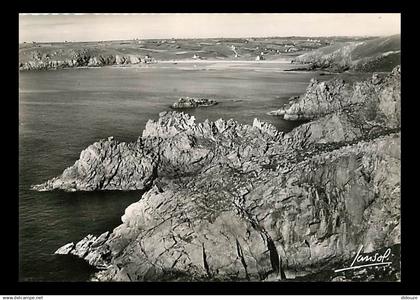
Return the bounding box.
[270,65,400,124]
[171,97,218,109]
[291,35,400,72]
[34,66,401,282]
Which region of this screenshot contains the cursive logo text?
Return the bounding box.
[334,245,392,273]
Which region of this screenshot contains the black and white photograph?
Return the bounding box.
[17,13,402,286]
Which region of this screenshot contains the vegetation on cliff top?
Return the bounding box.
[293,34,400,72]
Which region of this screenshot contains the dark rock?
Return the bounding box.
[171,97,218,109]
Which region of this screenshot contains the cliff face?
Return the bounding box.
[40,67,400,282]
[55,132,400,281]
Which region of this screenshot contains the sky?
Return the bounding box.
[19,13,401,43]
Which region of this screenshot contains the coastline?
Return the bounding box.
[35,66,401,282]
[19,59,315,73]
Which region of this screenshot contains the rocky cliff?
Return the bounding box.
[19,49,155,71]
[37,67,401,282]
[272,65,400,126]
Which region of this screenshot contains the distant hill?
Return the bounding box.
[293,35,400,72]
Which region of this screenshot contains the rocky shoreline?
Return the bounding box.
[34,66,401,281]
[19,53,156,71]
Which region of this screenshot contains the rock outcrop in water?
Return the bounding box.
[38,66,401,282]
[32,137,158,192]
[171,97,217,109]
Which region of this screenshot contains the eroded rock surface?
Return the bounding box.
[57,130,399,281]
[38,67,400,282]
